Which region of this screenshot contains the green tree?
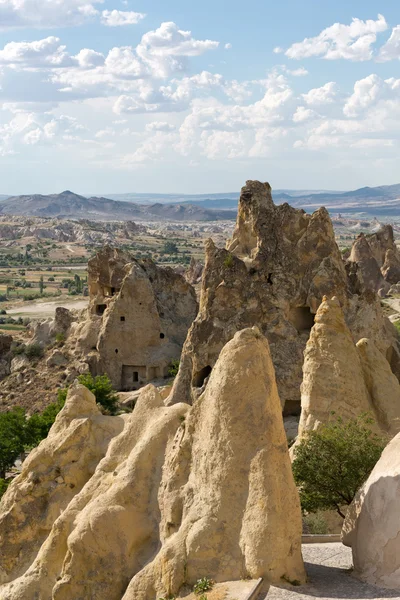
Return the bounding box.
[167,360,180,378]
[26,397,66,447]
[74,274,82,293]
[39,275,44,295]
[292,414,387,518]
[0,478,8,499]
[163,241,178,254]
[0,408,27,479]
[58,373,119,415]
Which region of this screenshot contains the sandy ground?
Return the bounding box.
[6,297,88,318]
[264,543,400,600]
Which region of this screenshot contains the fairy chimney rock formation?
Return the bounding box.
[77,247,198,391]
[342,431,400,589]
[298,296,371,438]
[0,383,125,586]
[349,225,400,290]
[0,328,305,599]
[170,179,398,412]
[296,297,400,443]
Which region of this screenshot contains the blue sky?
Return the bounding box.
[0,1,399,195]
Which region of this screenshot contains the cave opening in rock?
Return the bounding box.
[96,304,107,316]
[289,306,315,333]
[193,365,212,388]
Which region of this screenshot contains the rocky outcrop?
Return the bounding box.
[75,247,198,391]
[381,248,400,284]
[349,225,400,290]
[169,180,399,413]
[297,297,400,441]
[30,307,74,346]
[0,328,305,599]
[185,256,203,285]
[0,383,125,585]
[298,297,371,437]
[342,431,400,589]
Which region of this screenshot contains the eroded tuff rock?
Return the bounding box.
[0,382,125,585]
[0,328,305,599]
[296,297,400,442]
[31,306,75,346]
[73,247,198,391]
[349,225,400,290]
[342,431,400,589]
[169,180,399,412]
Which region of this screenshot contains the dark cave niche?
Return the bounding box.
[289,306,315,333]
[193,365,212,388]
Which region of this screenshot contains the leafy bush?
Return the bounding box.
[0,477,8,499]
[58,373,119,415]
[0,408,27,479]
[292,413,387,518]
[26,397,66,447]
[12,344,26,356]
[55,333,66,344]
[25,343,44,360]
[193,578,214,595]
[303,512,328,535]
[223,254,234,268]
[167,359,180,378]
[163,241,178,254]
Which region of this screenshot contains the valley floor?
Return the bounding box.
[6,296,88,319]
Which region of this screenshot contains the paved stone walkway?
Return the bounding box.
[264,544,400,600]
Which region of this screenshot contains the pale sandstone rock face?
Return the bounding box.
[342,431,400,589]
[297,297,371,438]
[30,307,75,346]
[185,256,203,285]
[169,180,398,412]
[46,349,69,368]
[296,298,400,443]
[0,382,125,585]
[382,248,400,284]
[0,328,305,599]
[75,247,198,391]
[356,338,400,436]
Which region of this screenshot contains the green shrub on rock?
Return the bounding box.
[292,413,387,518]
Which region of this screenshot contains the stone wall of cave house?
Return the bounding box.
[95,268,174,392]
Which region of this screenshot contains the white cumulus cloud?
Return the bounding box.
[0,0,103,29]
[284,14,387,61]
[302,82,337,105]
[101,10,146,27]
[378,25,400,62]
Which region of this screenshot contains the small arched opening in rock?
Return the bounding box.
[120,316,125,322]
[115,349,119,354]
[267,273,273,285]
[96,304,107,316]
[193,365,212,388]
[160,333,165,339]
[289,306,315,333]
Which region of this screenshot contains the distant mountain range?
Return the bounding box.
[0,184,400,221]
[0,191,236,222]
